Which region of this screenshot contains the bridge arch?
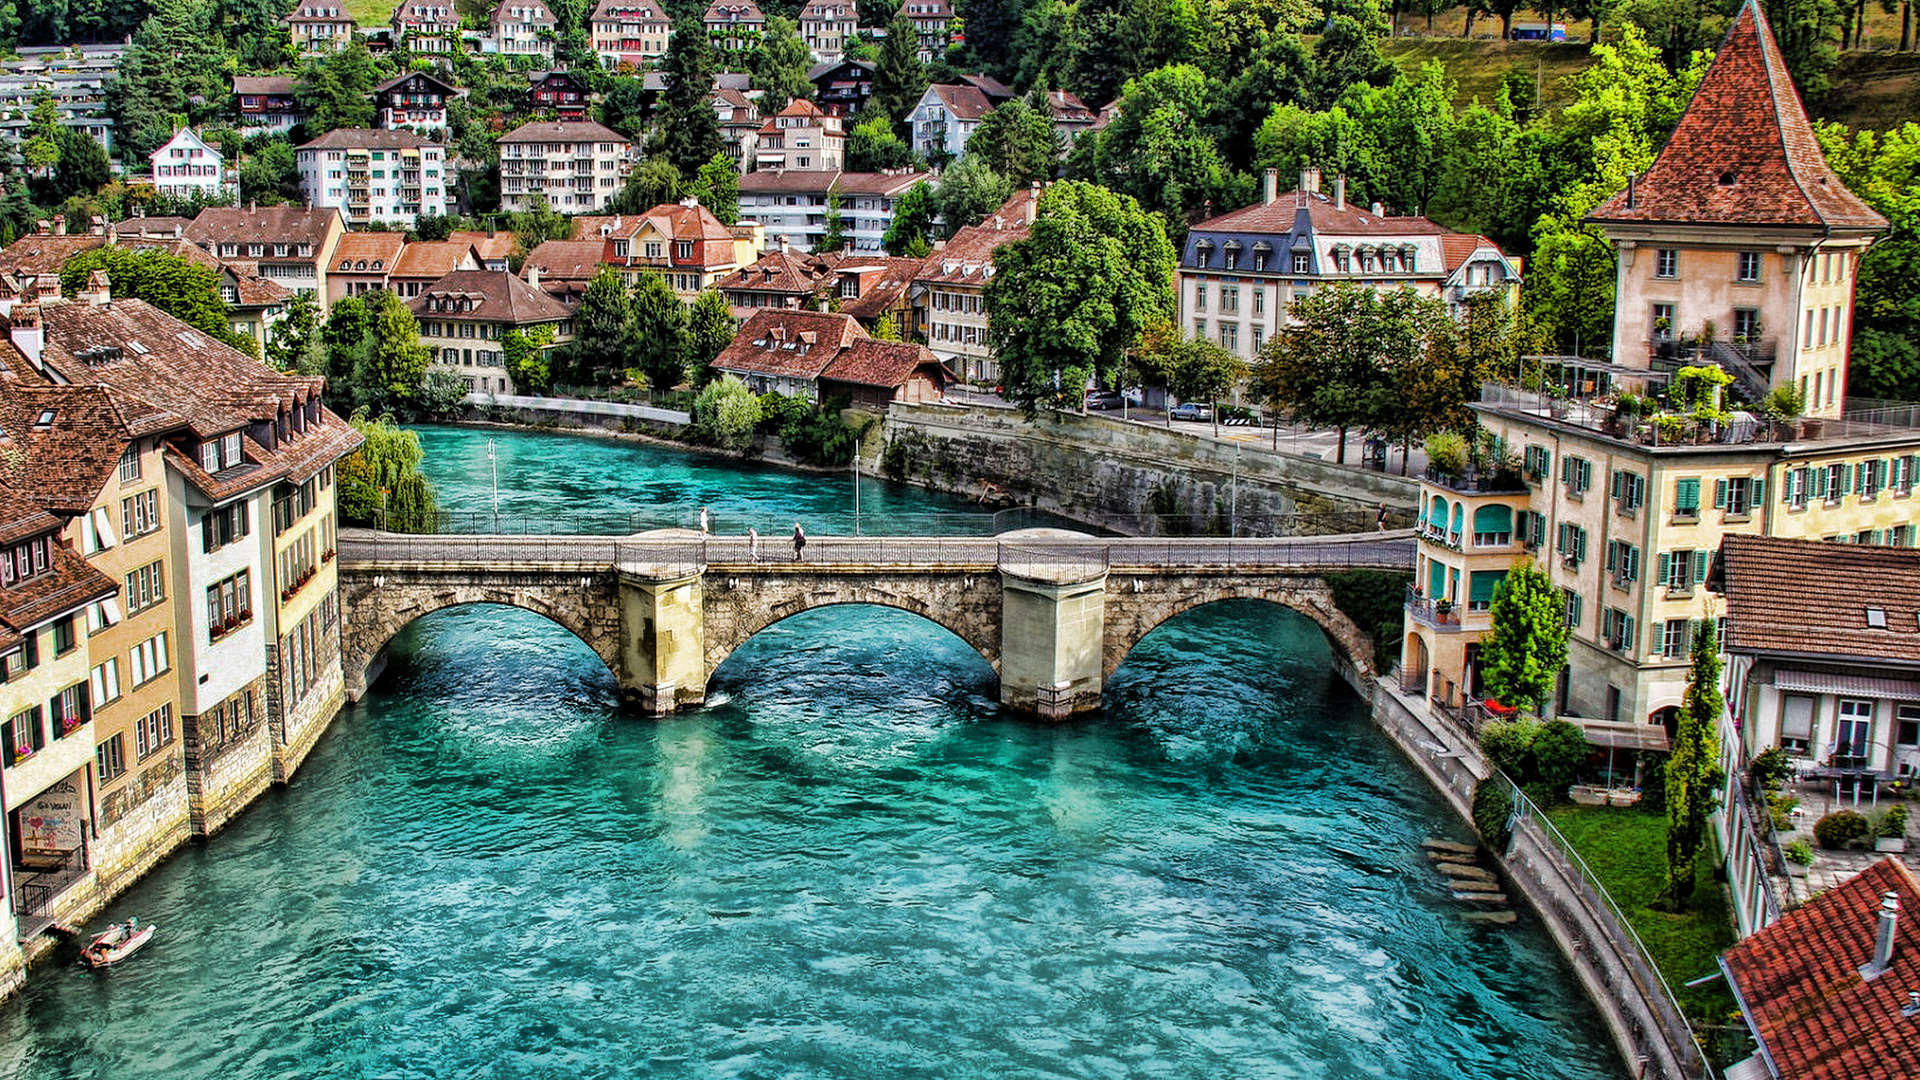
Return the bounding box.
[1101,576,1377,686]
[337,572,624,700]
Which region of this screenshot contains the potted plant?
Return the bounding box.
[1877,804,1909,853]
[1783,838,1814,876]
[1758,384,1804,440]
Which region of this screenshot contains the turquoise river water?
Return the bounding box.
[0,426,1619,1079]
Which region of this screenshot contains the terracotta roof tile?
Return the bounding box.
[0,234,103,279]
[108,216,196,240]
[233,75,297,96]
[187,205,340,247]
[1718,533,1920,665]
[523,239,611,282]
[913,187,1039,286]
[408,269,572,325]
[714,308,866,380]
[391,241,483,280]
[930,83,993,121]
[1588,0,1886,232]
[1194,188,1451,237]
[331,232,408,272]
[818,339,948,389]
[1722,857,1920,1079]
[447,231,517,263]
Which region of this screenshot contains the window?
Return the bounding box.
[1661,618,1691,658]
[1837,699,1874,760]
[1556,522,1588,566]
[118,446,142,484]
[1652,303,1674,341]
[121,489,159,538]
[49,681,89,738]
[1561,455,1592,495]
[51,615,75,656]
[1780,694,1815,754]
[5,706,44,764]
[1562,588,1583,628]
[1859,458,1886,500]
[1660,549,1709,595]
[202,501,251,552]
[1734,308,1760,342]
[1716,475,1762,516]
[1784,467,1810,508]
[1467,570,1507,612]
[96,733,126,784]
[1220,323,1238,353]
[200,432,245,473]
[1672,477,1700,519]
[1603,607,1636,654]
[1472,504,1513,546]
[1611,469,1644,512]
[135,704,174,759]
[1894,455,1915,495]
[130,632,170,686]
[1292,252,1309,274]
[1898,704,1920,750]
[1252,288,1264,315]
[1524,445,1552,481]
[124,558,166,613]
[1605,540,1640,585]
[1824,462,1848,503]
[0,535,51,585]
[1193,282,1206,312]
[1220,287,1239,314]
[1655,249,1678,278]
[207,570,253,640]
[89,658,120,707]
[1736,251,1761,282]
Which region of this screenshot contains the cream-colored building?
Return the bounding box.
[590,0,672,68]
[410,267,575,395]
[497,120,633,213]
[282,5,358,54]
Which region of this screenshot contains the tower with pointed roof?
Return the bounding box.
[1586,0,1886,419]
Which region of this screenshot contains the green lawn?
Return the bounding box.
[1541,803,1738,1025]
[1380,39,1597,113]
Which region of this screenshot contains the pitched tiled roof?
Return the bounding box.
[0,233,103,279]
[1722,857,1920,1080]
[798,0,853,19]
[1588,0,1886,232]
[187,205,340,247]
[913,186,1038,286]
[714,250,835,296]
[0,385,132,519]
[703,0,765,21]
[233,75,297,96]
[1718,533,1920,665]
[523,239,611,281]
[373,70,460,96]
[714,308,866,380]
[928,83,992,121]
[391,241,483,280]
[818,338,946,389]
[408,269,572,324]
[297,128,439,151]
[828,254,921,320]
[591,0,667,19]
[447,230,517,264]
[499,119,627,144]
[331,231,408,272]
[955,72,1012,101]
[1194,187,1451,237]
[109,216,196,240]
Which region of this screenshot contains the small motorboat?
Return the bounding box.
[80,918,155,969]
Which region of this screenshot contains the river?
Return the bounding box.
[0,425,1618,1079]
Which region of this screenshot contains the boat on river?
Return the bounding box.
[80,919,154,968]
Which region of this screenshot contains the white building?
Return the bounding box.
[148,130,231,201]
[497,121,634,213]
[486,1,557,59]
[738,169,931,255]
[905,83,992,162]
[295,129,454,229]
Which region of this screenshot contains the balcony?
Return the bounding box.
[1423,464,1528,495]
[1406,587,1465,632]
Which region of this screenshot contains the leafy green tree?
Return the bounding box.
[1093,64,1250,234]
[598,79,653,140]
[266,291,321,372]
[632,272,690,389]
[872,311,902,340]
[1013,0,1075,95]
[657,19,725,175]
[1308,7,1394,110]
[934,155,1013,235]
[968,89,1060,185]
[615,157,683,213]
[871,12,930,127]
[293,42,379,136]
[1343,62,1457,217]
[749,16,815,116]
[23,92,59,177]
[1253,282,1421,463]
[60,247,255,356]
[883,179,937,257]
[957,0,1023,79]
[352,293,433,410]
[1818,120,1920,401]
[816,188,850,253]
[1254,102,1379,200]
[41,127,113,205]
[502,323,556,394]
[1137,334,1246,406]
[239,138,300,205]
[985,180,1177,415]
[847,114,918,171]
[1661,616,1726,911]
[685,152,741,225]
[418,368,471,417]
[686,289,736,382]
[322,293,374,397]
[692,373,761,449]
[568,269,635,386]
[338,412,441,533]
[1476,560,1570,716]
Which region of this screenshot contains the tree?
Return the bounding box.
[687,289,736,381]
[1818,120,1920,401]
[293,42,379,137]
[22,92,59,177]
[351,293,433,410]
[338,412,440,533]
[569,268,636,386]
[1136,334,1246,405]
[598,78,653,140]
[42,127,113,205]
[847,114,917,171]
[418,368,471,417]
[631,272,690,389]
[106,0,231,159]
[239,138,300,205]
[957,0,1023,79]
[59,247,255,356]
[883,179,937,257]
[934,155,1013,235]
[984,180,1177,415]
[968,89,1061,185]
[266,291,321,372]
[816,187,850,253]
[1252,282,1419,464]
[871,12,930,128]
[1343,63,1457,217]
[685,152,741,225]
[502,323,556,394]
[749,16,815,116]
[1661,615,1726,911]
[692,373,761,449]
[1092,64,1249,235]
[322,293,375,399]
[1308,8,1395,110]
[657,21,726,175]
[615,157,683,213]
[1475,561,1571,716]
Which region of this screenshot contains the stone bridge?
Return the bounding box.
[336,529,1415,717]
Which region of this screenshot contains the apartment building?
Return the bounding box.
[1178,168,1522,362]
[497,121,633,213]
[147,129,231,201]
[909,184,1038,385]
[296,130,453,229]
[737,169,930,256]
[487,1,557,60]
[754,99,844,172]
[899,0,953,61]
[589,0,672,69]
[373,71,460,134]
[410,268,574,394]
[326,232,408,305]
[704,0,766,54]
[391,2,460,54]
[1585,0,1887,421]
[187,205,347,307]
[797,0,856,62]
[906,82,990,161]
[283,5,358,55]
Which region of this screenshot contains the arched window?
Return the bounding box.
[1472,504,1513,546]
[1449,503,1464,544]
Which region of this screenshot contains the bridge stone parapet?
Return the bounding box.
[336,530,1412,716]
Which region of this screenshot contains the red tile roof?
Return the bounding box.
[714,308,866,380]
[332,232,408,273]
[1194,187,1451,237]
[233,75,298,96]
[1717,533,1920,665]
[1722,857,1920,1079]
[408,269,572,325]
[187,205,340,248]
[913,186,1039,286]
[447,230,517,264]
[523,239,611,283]
[1588,0,1886,232]
[818,338,948,389]
[391,241,483,281]
[928,83,993,121]
[0,234,103,279]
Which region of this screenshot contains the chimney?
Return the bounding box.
[88,215,106,236]
[1626,172,1637,210]
[1262,168,1278,206]
[249,199,256,213]
[1862,891,1901,978]
[525,263,541,291]
[51,214,65,234]
[9,303,44,369]
[1334,175,1346,212]
[1371,201,1384,217]
[1025,180,1039,224]
[1298,167,1319,196]
[817,297,830,312]
[80,269,111,307]
[34,219,50,236]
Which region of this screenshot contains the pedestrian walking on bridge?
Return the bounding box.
[792,523,806,562]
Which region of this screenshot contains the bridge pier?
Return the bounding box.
[618,568,707,714]
[999,571,1109,719]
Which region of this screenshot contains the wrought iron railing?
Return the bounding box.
[12,841,87,928]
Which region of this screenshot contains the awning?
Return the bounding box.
[1773,671,1920,700]
[1579,718,1671,753]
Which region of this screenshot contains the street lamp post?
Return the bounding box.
[488,437,500,533]
[852,456,861,537]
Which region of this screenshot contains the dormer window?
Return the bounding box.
[0,534,52,585]
[249,243,264,257]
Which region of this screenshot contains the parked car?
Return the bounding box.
[1084,390,1125,411]
[1168,402,1213,422]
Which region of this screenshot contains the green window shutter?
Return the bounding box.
[1561,456,1572,484]
[1813,467,1828,499]
[1676,478,1700,512]
[1532,512,1546,542]
[1578,528,1588,562]
[1628,545,1640,580]
[1752,477,1765,503]
[1607,542,1618,572]
[1611,469,1623,498]
[1714,479,1728,508]
[1693,549,1709,584]
[1844,463,1857,495]
[1658,551,1672,584]
[1569,591,1582,626]
[1428,560,1445,598]
[1624,615,1636,650]
[1469,570,1505,605]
